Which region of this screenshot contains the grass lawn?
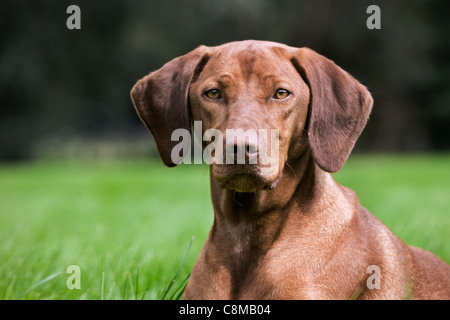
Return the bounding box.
[0,154,449,299]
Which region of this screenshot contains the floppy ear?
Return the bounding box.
[130,46,210,167]
[291,48,373,173]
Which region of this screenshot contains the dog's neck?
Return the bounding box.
[208,150,345,287]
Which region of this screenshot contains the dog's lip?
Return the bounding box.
[220,173,264,192]
[216,171,257,185]
[213,166,280,191]
[214,165,256,180]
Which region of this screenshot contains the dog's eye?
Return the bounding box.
[205,89,222,100]
[273,89,290,100]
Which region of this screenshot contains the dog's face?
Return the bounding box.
[131,40,373,192]
[189,42,310,192]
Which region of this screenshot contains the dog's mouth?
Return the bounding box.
[212,164,281,192]
[221,173,264,192]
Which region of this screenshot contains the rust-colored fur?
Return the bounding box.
[131,40,450,299]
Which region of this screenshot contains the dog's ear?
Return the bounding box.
[291,48,373,173]
[131,46,211,167]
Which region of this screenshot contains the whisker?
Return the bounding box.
[285,161,297,179]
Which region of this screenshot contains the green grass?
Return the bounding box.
[0,154,449,299]
[0,159,212,299]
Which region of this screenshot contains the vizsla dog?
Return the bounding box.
[131,40,450,299]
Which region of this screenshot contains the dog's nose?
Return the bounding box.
[226,130,259,164]
[232,142,259,156]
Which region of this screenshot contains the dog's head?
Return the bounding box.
[131,40,373,192]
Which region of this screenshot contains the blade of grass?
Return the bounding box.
[122,272,129,300]
[3,274,17,299]
[140,282,149,300]
[101,272,105,300]
[160,236,194,300]
[127,272,135,300]
[172,273,191,300]
[135,268,139,299]
[19,272,61,299]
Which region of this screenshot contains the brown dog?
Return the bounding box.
[131,40,450,299]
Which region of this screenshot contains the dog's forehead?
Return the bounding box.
[214,40,289,55]
[202,40,296,80]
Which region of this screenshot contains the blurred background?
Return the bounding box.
[0,0,449,161]
[0,0,449,300]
